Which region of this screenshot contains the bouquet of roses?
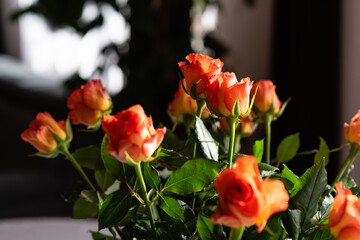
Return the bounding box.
[21,53,360,240]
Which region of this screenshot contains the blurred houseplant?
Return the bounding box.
[21,53,360,239]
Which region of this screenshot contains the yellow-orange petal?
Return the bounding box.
[82,80,111,111]
[329,182,353,228]
[255,179,289,232]
[69,106,102,126]
[337,226,360,240]
[142,127,167,159]
[21,126,57,153]
[234,156,262,185]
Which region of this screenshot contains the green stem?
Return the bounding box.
[59,144,96,191]
[134,162,157,238]
[229,227,244,240]
[192,99,206,159]
[264,114,272,164]
[227,117,237,168]
[332,144,360,186]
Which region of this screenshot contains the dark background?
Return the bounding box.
[0,0,341,218]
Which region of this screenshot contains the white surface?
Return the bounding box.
[0,217,99,240]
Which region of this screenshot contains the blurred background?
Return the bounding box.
[0,0,359,219]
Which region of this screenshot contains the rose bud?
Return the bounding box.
[21,112,67,153]
[344,110,360,146]
[67,79,112,127]
[250,80,282,114]
[168,80,198,122]
[178,53,223,98]
[328,182,360,239]
[206,72,253,118]
[102,104,167,163]
[211,155,289,232]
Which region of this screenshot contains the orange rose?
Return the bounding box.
[168,80,198,122]
[206,73,253,117]
[102,104,167,163]
[219,116,255,136]
[178,53,223,98]
[344,110,360,146]
[21,112,67,153]
[328,182,360,239]
[211,155,289,232]
[67,79,111,127]
[250,80,282,114]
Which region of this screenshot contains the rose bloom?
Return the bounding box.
[102,104,167,163]
[250,80,282,114]
[178,53,223,97]
[219,116,255,135]
[67,79,111,127]
[206,72,253,117]
[211,155,289,232]
[21,112,67,153]
[328,182,360,239]
[168,80,198,122]
[344,110,360,146]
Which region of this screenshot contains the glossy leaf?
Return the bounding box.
[162,159,224,195]
[98,190,133,230]
[195,116,219,161]
[253,138,264,163]
[73,198,98,219]
[94,169,116,192]
[280,165,299,192]
[314,137,329,166]
[286,161,327,240]
[158,194,184,220]
[73,145,104,170]
[244,218,283,240]
[258,162,278,178]
[143,162,160,191]
[197,214,226,240]
[276,133,300,163]
[91,231,117,240]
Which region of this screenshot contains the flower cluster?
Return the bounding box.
[20,54,360,240]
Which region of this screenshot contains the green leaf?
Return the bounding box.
[351,186,360,197]
[143,162,160,191]
[197,214,226,240]
[314,137,330,166]
[98,190,133,230]
[253,139,264,163]
[276,133,300,163]
[286,161,327,240]
[258,162,279,178]
[286,209,302,240]
[158,194,184,220]
[91,231,117,240]
[94,169,116,191]
[341,176,356,189]
[158,201,196,237]
[162,159,224,195]
[197,214,215,240]
[313,193,333,223]
[195,116,219,161]
[280,165,299,192]
[73,198,98,219]
[309,228,332,240]
[80,189,98,203]
[244,217,283,240]
[162,128,184,151]
[73,145,104,170]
